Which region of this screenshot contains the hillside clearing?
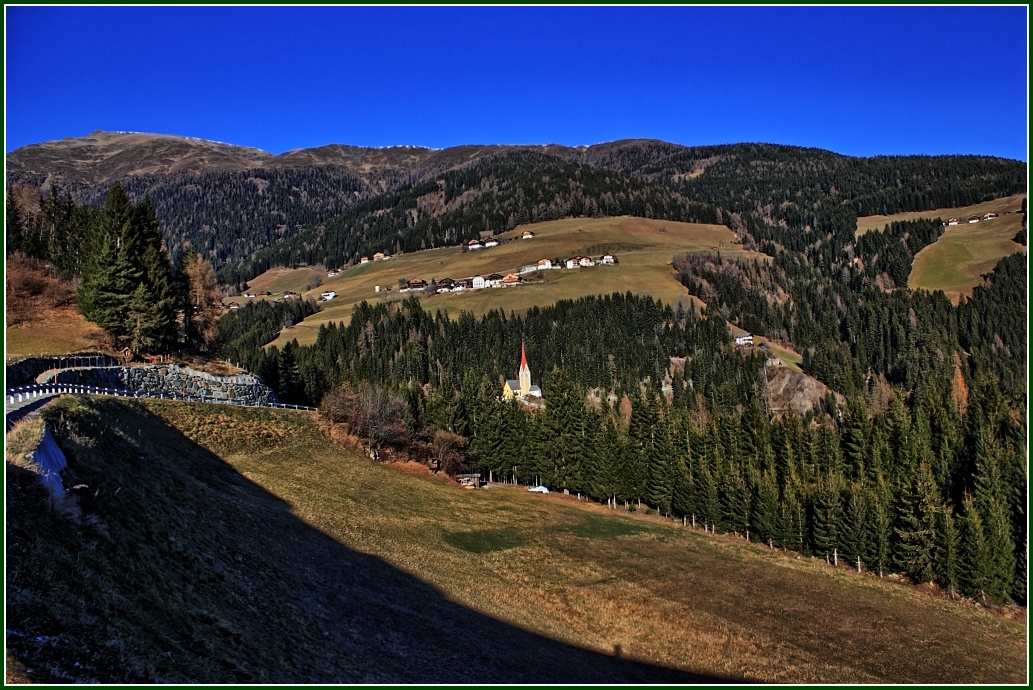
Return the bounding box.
[7,398,1025,683]
[264,216,759,348]
[855,194,1026,303]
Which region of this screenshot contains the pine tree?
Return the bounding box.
[812,472,845,561]
[6,187,24,255]
[973,433,1017,601]
[750,469,779,545]
[646,416,675,515]
[894,462,940,584]
[936,502,962,597]
[959,493,991,600]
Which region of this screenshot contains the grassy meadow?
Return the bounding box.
[4,306,107,358]
[264,216,755,348]
[855,193,1026,303]
[6,397,1026,683]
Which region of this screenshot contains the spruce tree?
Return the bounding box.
[973,433,1017,601]
[893,462,940,584]
[959,493,991,600]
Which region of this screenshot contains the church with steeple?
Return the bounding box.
[502,342,542,401]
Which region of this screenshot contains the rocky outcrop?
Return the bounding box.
[763,367,845,416]
[47,364,278,405]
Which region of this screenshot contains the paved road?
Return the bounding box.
[5,380,316,430]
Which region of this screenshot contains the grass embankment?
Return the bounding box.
[7,398,1026,683]
[855,193,1027,303]
[5,256,108,357]
[266,216,753,348]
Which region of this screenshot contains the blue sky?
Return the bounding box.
[5,6,1029,160]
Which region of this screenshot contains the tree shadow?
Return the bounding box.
[6,399,744,684]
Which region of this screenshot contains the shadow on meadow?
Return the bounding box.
[6,397,735,684]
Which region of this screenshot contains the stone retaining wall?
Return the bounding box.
[50,364,279,405]
[5,354,116,388]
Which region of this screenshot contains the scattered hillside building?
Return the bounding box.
[502,342,543,401]
[947,218,959,226]
[407,278,428,290]
[227,302,240,310]
[734,333,753,346]
[968,215,980,223]
[484,238,499,248]
[373,252,390,260]
[600,253,618,265]
[321,290,337,301]
[468,239,484,250]
[765,357,784,368]
[537,258,553,270]
[983,212,998,221]
[360,256,370,264]
[521,230,535,239]
[254,290,271,296]
[283,291,300,299]
[327,269,341,278]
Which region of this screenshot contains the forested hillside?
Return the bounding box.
[8,134,1025,288]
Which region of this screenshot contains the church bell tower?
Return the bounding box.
[519,342,531,397]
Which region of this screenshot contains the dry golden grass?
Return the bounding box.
[148,401,1025,684]
[854,193,1026,236]
[5,256,109,357]
[240,266,325,296]
[267,217,760,348]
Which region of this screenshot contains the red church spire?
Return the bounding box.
[520,341,528,370]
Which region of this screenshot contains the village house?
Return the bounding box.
[436,278,456,293]
[360,256,370,264]
[734,333,753,346]
[502,343,543,401]
[468,239,484,250]
[321,290,337,301]
[485,273,504,288]
[407,277,428,290]
[472,275,485,289]
[521,230,535,239]
[454,278,471,291]
[600,253,618,265]
[565,257,580,269]
[501,273,523,286]
[579,257,595,267]
[537,258,553,270]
